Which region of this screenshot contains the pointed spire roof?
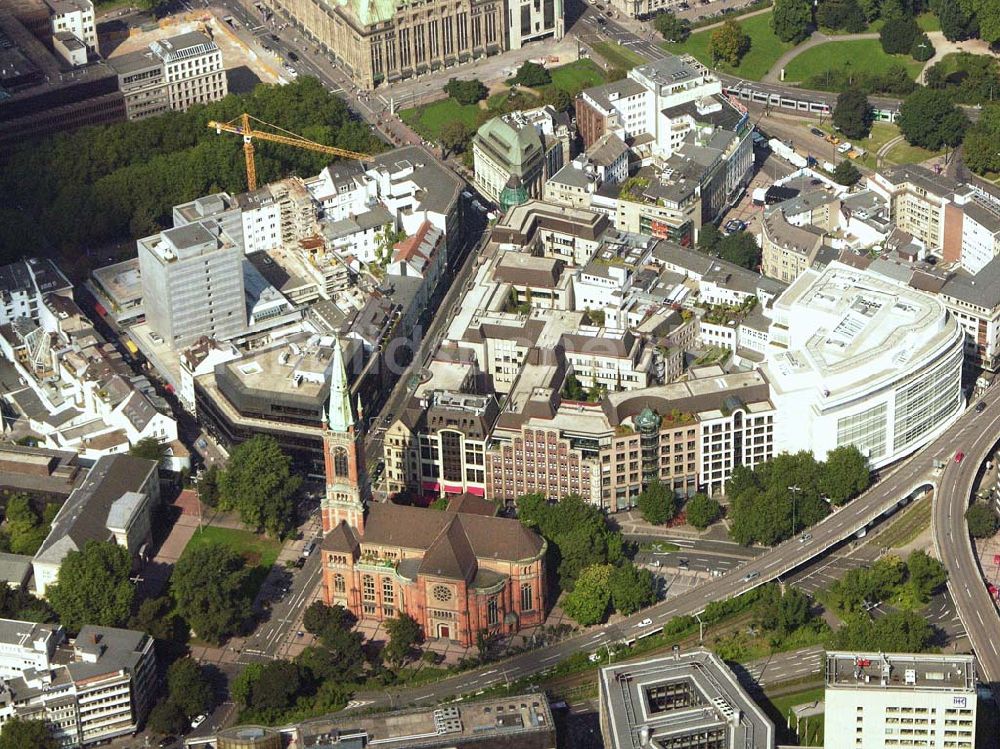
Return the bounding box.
[328,338,354,433]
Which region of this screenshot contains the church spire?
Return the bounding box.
[328,338,354,434]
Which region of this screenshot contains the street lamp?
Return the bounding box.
[788,485,801,536]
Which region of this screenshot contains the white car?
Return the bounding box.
[190,714,206,730]
[637,618,653,628]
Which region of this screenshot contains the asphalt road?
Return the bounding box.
[933,393,1000,695]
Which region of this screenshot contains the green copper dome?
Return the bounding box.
[500,176,529,211]
[635,407,661,432]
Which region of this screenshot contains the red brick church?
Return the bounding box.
[319,342,548,646]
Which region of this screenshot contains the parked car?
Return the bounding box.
[190,714,206,730]
[724,219,747,233]
[810,127,825,137]
[976,401,987,413]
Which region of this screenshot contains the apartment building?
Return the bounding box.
[262,0,562,89]
[473,106,573,207]
[760,207,828,283]
[0,623,156,747]
[0,259,72,326]
[110,31,227,120]
[491,200,609,266]
[46,0,96,54]
[138,220,247,347]
[825,652,976,749]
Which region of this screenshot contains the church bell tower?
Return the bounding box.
[321,338,367,536]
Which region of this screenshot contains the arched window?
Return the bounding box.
[334,574,346,594]
[362,575,375,601]
[333,447,350,477]
[487,597,499,626]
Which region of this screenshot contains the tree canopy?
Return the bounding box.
[443,78,488,105]
[834,609,935,652]
[383,614,423,666]
[697,223,723,254]
[771,0,814,42]
[816,0,868,31]
[512,62,553,88]
[685,493,722,530]
[962,103,1000,176]
[966,503,1000,538]
[831,159,862,186]
[3,494,51,556]
[833,88,874,139]
[897,87,968,150]
[0,718,58,749]
[718,231,761,269]
[129,437,167,463]
[166,657,214,719]
[609,563,656,615]
[47,540,134,633]
[562,564,613,625]
[637,479,676,525]
[654,11,692,41]
[171,543,251,644]
[218,435,302,538]
[880,16,920,54]
[710,20,751,67]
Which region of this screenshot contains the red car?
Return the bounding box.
[955,451,965,463]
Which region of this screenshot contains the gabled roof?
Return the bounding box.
[419,517,477,581]
[321,521,360,554]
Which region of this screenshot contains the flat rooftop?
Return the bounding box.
[600,649,774,749]
[91,258,142,307]
[826,652,976,692]
[298,693,554,749]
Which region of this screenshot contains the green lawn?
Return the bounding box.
[183,526,282,598]
[401,58,608,141]
[783,39,925,83]
[549,58,608,91]
[664,11,795,81]
[917,11,941,31]
[885,139,944,166]
[399,98,483,141]
[763,686,826,746]
[592,41,648,71]
[820,18,884,34]
[801,120,901,170]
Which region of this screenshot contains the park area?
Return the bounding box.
[800,121,942,170]
[782,39,925,84]
[400,58,607,141]
[182,525,282,599]
[663,11,795,81]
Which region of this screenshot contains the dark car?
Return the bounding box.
[810,127,825,137]
[288,51,299,62]
[976,401,987,413]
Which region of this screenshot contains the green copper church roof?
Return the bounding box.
[333,0,400,28]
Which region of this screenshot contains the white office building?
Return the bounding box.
[46,0,97,54]
[825,652,977,749]
[761,262,965,469]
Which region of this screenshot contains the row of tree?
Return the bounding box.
[727,447,871,546]
[696,226,761,270]
[826,551,947,614]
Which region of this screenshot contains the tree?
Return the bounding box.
[771,0,814,42]
[129,437,167,463]
[831,159,862,186]
[718,231,761,269]
[963,104,1000,176]
[439,121,471,157]
[171,542,250,644]
[562,564,613,625]
[910,32,934,60]
[4,494,49,556]
[317,621,367,681]
[966,503,1000,538]
[230,662,265,706]
[834,89,873,139]
[251,660,302,712]
[697,223,722,253]
[0,718,58,749]
[654,11,692,41]
[129,595,185,644]
[383,613,423,666]
[820,445,870,504]
[543,87,573,113]
[685,493,722,530]
[880,17,920,54]
[897,88,968,150]
[816,0,867,31]
[166,658,213,719]
[709,20,751,67]
[146,699,189,736]
[834,609,934,652]
[609,564,655,615]
[754,585,812,636]
[972,0,1000,44]
[443,78,488,105]
[197,464,220,508]
[637,479,676,525]
[906,550,947,600]
[47,540,134,633]
[296,645,345,682]
[218,435,302,538]
[302,601,356,635]
[936,0,976,40]
[512,61,552,88]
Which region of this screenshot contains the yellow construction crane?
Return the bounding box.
[207,113,371,191]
